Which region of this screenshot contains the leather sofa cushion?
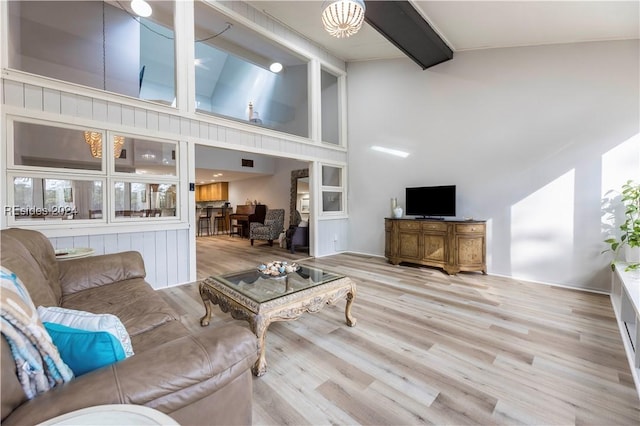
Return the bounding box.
[130,320,190,353]
[0,230,60,307]
[61,279,175,337]
[1,339,27,421]
[58,252,146,296]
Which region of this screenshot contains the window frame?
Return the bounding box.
[6,171,106,225]
[6,116,181,228]
[320,67,341,146]
[319,163,347,218]
[6,0,178,107]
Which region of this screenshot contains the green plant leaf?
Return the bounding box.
[625,263,640,272]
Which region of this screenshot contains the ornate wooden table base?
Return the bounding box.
[200,275,356,376]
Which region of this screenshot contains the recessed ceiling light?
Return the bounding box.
[371,145,410,158]
[270,62,283,73]
[131,0,152,17]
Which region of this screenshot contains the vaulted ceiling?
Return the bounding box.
[247,1,639,62]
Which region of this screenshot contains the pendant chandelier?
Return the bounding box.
[84,132,125,158]
[321,0,366,38]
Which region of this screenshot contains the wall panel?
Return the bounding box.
[43,88,61,114]
[49,228,190,289]
[316,218,349,257]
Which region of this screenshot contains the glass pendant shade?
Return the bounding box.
[322,0,366,38]
[84,132,125,158]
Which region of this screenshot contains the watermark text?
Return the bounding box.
[4,206,78,216]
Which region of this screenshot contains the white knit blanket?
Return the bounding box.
[0,267,73,399]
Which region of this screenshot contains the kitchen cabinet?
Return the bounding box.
[196,182,228,202]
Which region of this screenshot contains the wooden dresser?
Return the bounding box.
[385,218,486,275]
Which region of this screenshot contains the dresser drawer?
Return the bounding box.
[399,221,421,231]
[456,223,485,234]
[422,222,447,232]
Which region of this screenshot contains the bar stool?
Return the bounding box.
[198,207,212,237]
[213,208,228,235]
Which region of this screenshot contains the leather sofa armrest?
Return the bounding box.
[58,251,146,296]
[2,325,258,426]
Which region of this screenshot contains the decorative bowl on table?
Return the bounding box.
[257,261,299,278]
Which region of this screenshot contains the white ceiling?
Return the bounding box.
[247,1,639,62]
[195,168,271,184]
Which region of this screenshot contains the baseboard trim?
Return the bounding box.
[337,250,610,296]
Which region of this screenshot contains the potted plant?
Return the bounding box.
[603,180,640,271]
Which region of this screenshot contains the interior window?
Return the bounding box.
[11,176,103,221]
[8,119,180,225]
[321,69,340,145]
[7,1,176,105]
[114,182,177,218]
[322,166,342,187]
[114,137,177,176]
[322,191,343,212]
[321,165,345,214]
[194,1,309,137]
[13,122,102,171]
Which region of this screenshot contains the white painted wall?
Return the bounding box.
[195,145,276,175]
[228,157,308,228]
[347,40,639,291]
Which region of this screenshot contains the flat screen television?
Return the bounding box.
[405,185,456,218]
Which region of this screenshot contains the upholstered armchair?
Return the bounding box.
[250,209,285,246]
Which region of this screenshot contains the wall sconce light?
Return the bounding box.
[84,132,125,158]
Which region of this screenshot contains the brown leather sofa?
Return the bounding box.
[1,228,259,426]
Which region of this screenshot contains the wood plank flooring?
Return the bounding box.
[159,234,640,425]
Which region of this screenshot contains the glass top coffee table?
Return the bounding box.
[199,264,357,376]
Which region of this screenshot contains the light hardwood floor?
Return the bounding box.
[159,235,640,425]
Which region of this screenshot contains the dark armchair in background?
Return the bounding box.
[286,210,309,254]
[250,209,285,246]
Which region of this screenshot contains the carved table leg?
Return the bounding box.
[250,315,270,376]
[345,289,357,327]
[199,282,214,327]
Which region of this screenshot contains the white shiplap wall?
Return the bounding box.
[316,218,349,257]
[49,229,189,289]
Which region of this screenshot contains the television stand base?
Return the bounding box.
[385,218,486,275]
